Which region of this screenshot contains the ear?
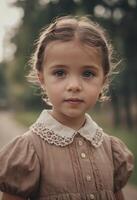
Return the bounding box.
[37,71,45,85]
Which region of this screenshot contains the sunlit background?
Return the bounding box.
[0,0,23,62]
[1,0,136,62]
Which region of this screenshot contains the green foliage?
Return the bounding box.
[15,110,40,126]
[0,63,9,108]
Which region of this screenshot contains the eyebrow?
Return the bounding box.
[49,65,68,69]
[49,64,100,71]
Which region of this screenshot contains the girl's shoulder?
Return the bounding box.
[102,133,134,192]
[0,130,35,155]
[0,130,41,160]
[0,131,41,198]
[103,133,133,161]
[102,132,134,170]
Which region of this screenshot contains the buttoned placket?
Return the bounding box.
[75,134,95,199]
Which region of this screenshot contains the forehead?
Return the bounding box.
[44,40,102,67]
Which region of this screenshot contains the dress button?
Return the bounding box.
[81,152,86,158]
[78,140,83,146]
[86,175,91,181]
[89,194,94,199]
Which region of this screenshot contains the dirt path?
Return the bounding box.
[0,111,27,199]
[0,111,27,148]
[0,111,137,200]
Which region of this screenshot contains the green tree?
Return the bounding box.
[0,62,9,108]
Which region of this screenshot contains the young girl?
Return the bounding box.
[0,16,134,200]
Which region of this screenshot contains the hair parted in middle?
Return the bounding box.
[28,15,117,103]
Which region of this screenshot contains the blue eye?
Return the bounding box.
[82,70,95,78]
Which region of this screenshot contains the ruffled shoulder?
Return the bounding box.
[111,136,134,192]
[0,131,40,198]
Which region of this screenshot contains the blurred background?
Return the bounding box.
[0,0,137,197]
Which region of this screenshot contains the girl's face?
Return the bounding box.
[39,40,105,128]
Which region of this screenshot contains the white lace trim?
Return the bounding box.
[30,122,103,148]
[91,128,103,148]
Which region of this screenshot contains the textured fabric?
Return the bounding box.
[0,110,134,200]
[0,135,40,199]
[30,110,103,148]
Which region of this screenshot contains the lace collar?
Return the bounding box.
[30,110,104,148]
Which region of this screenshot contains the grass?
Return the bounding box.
[15,109,137,186]
[15,110,40,127]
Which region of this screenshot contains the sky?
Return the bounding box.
[0,0,23,62]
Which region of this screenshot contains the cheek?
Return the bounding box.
[86,84,102,99]
[45,82,63,98]
[88,80,103,92]
[87,89,100,99]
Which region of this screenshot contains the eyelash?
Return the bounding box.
[52,69,95,78]
[82,70,95,78]
[53,69,66,77]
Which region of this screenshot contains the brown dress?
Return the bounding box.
[0,110,134,200]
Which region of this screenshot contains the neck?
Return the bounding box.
[49,110,86,130]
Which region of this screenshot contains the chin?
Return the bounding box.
[64,109,85,118]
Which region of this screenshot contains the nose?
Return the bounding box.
[66,76,82,92]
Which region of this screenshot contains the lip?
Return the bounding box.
[64,98,84,104]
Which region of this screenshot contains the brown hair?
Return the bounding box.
[28,15,116,103]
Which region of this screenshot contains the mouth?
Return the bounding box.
[64,98,84,104]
